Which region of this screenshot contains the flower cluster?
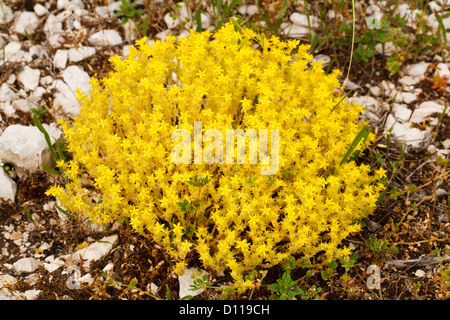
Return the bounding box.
[47,22,386,290]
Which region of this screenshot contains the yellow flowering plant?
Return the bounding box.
[47,22,386,291]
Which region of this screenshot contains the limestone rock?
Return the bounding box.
[0,124,63,178]
[0,83,17,103]
[68,46,96,62]
[88,30,122,47]
[282,23,309,39]
[17,66,40,92]
[0,3,13,24]
[178,267,210,299]
[53,65,91,116]
[403,62,430,77]
[53,49,68,69]
[290,12,319,28]
[14,12,40,36]
[0,167,17,202]
[72,235,119,270]
[410,101,447,124]
[13,257,42,275]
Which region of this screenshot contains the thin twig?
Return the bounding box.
[339,0,355,93]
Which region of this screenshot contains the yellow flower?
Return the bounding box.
[48,21,386,288]
[172,222,184,238]
[174,261,187,275]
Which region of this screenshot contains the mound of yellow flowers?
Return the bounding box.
[47,22,386,290]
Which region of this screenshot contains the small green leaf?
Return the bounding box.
[127,278,137,290]
[340,125,370,165]
[42,162,62,177]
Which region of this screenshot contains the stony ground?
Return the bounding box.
[0,0,449,300]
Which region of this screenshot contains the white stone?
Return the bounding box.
[53,82,81,116]
[94,6,110,18]
[369,86,381,97]
[3,42,23,62]
[246,4,259,16]
[399,75,420,86]
[57,0,71,9]
[164,12,179,29]
[428,0,449,12]
[5,74,15,85]
[385,114,431,151]
[443,139,450,149]
[155,29,173,41]
[0,124,63,178]
[88,30,122,47]
[29,45,48,59]
[311,54,331,68]
[435,62,450,79]
[79,273,94,284]
[0,288,22,300]
[12,99,37,113]
[55,198,69,222]
[415,269,426,277]
[13,258,42,275]
[122,20,137,42]
[178,267,210,299]
[237,4,258,16]
[122,45,132,57]
[0,83,16,103]
[375,42,396,56]
[148,283,158,294]
[427,13,450,33]
[60,65,91,95]
[196,12,211,30]
[40,75,54,87]
[34,4,49,16]
[43,257,65,273]
[107,1,122,14]
[410,101,447,123]
[179,29,190,38]
[436,188,448,197]
[0,274,20,300]
[282,23,309,39]
[176,1,192,26]
[0,167,16,202]
[72,235,119,270]
[290,12,319,28]
[43,14,63,35]
[348,96,380,113]
[380,80,391,91]
[427,144,437,154]
[344,80,362,91]
[57,0,84,10]
[102,262,114,273]
[400,92,418,104]
[53,49,68,69]
[0,3,13,24]
[395,4,420,27]
[0,274,17,287]
[17,66,40,92]
[392,103,412,122]
[68,46,96,62]
[31,87,47,101]
[404,62,430,77]
[0,102,15,116]
[23,289,41,300]
[14,12,39,35]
